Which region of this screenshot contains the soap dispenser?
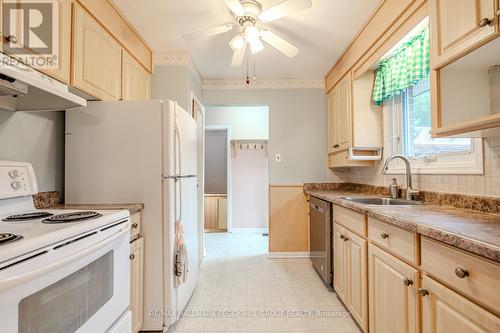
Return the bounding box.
[389,178,401,199]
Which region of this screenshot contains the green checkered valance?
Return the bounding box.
[372,26,430,105]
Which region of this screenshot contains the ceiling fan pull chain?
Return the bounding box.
[253,54,256,81]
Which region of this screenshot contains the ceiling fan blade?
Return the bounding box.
[183,24,235,41]
[231,42,247,67]
[260,29,299,57]
[259,0,312,22]
[224,0,245,16]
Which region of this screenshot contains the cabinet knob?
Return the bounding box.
[6,35,17,43]
[340,235,345,240]
[403,278,413,286]
[132,223,138,229]
[344,237,349,242]
[479,18,492,27]
[129,254,135,260]
[454,267,469,279]
[417,288,429,297]
[381,232,389,239]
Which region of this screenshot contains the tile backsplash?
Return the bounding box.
[328,137,500,197]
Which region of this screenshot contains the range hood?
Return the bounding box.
[0,53,86,111]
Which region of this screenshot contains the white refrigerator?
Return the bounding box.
[65,100,199,331]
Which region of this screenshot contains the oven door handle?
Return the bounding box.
[0,227,130,292]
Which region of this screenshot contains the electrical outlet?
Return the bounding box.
[275,153,282,163]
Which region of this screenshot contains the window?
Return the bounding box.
[380,22,483,175]
[401,78,472,157]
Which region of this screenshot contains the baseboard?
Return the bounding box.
[267,252,310,259]
[231,228,269,234]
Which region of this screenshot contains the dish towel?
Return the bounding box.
[174,221,189,286]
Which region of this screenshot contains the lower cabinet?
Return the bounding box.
[130,237,144,333]
[204,195,227,231]
[368,243,419,333]
[421,275,500,333]
[333,223,348,303]
[333,222,368,331]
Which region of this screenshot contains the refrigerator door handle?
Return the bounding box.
[174,120,182,223]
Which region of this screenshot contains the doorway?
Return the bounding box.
[204,127,232,233]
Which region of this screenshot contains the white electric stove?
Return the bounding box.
[0,160,132,333]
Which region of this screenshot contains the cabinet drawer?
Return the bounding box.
[130,212,141,240]
[368,217,418,265]
[421,237,500,314]
[333,205,366,237]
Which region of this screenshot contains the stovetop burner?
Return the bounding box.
[2,212,54,222]
[0,233,23,245]
[42,211,102,224]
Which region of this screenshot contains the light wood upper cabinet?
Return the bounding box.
[77,0,152,72]
[327,70,382,168]
[42,0,72,84]
[430,0,499,69]
[130,237,144,333]
[121,51,151,101]
[421,275,500,333]
[369,243,419,333]
[72,3,122,100]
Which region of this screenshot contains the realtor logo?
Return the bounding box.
[2,0,58,69]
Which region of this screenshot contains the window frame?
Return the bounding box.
[382,91,484,175]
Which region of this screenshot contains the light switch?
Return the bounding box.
[275,153,282,163]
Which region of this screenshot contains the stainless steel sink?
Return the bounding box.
[340,197,424,206]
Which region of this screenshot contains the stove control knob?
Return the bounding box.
[11,181,22,190]
[8,170,20,179]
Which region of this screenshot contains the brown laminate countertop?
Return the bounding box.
[53,203,144,215]
[305,189,500,263]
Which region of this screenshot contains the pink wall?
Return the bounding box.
[231,145,269,230]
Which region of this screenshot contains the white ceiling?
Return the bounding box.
[113,0,381,80]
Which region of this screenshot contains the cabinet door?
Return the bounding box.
[369,243,419,333]
[333,223,348,304]
[72,3,122,100]
[421,275,500,333]
[1,0,71,83]
[217,197,227,229]
[430,0,498,68]
[327,90,335,154]
[347,230,368,331]
[130,237,144,333]
[204,196,218,230]
[338,73,352,150]
[121,50,151,101]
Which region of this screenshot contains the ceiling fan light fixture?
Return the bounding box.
[249,38,264,54]
[229,34,245,50]
[244,25,260,43]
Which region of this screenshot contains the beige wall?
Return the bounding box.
[202,88,328,184]
[231,145,269,230]
[329,137,500,197]
[0,110,65,193]
[206,106,269,140]
[152,65,202,112]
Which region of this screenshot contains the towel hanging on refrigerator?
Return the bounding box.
[174,221,189,286]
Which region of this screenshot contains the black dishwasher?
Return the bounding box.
[309,196,332,287]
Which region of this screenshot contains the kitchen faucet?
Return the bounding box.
[382,154,420,201]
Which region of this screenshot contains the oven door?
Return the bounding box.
[0,224,130,333]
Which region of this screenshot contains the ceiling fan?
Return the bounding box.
[182,0,312,67]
